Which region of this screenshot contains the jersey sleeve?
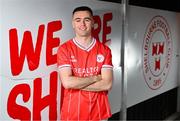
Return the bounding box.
[57,44,71,70]
[102,47,113,69]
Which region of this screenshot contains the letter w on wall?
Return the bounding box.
[9,25,45,76]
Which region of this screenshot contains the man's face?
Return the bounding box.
[72,11,94,37]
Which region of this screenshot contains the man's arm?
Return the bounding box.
[82,69,113,92]
[59,67,101,89]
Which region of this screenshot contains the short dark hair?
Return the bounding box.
[72,6,93,16]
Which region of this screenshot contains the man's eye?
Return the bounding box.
[75,19,81,22]
[85,19,90,22]
[85,18,91,22]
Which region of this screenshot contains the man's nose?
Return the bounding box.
[80,20,86,25]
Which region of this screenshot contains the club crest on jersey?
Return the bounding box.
[142,15,172,90]
[97,54,104,63]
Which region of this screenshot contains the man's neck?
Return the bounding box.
[75,36,93,48]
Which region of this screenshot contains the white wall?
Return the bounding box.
[0,0,122,120]
[127,5,180,107]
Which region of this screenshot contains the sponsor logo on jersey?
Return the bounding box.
[73,67,99,77]
[142,15,172,90]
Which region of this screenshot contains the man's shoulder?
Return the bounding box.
[62,39,73,46]
[96,39,111,52]
[59,39,73,48]
[57,39,73,53]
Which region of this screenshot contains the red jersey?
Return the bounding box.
[57,38,113,121]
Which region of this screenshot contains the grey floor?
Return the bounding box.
[175,116,180,120]
[175,113,180,121]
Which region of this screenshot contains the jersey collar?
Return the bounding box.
[73,38,96,52]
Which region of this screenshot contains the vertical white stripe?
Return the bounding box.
[97,98,101,120]
[78,91,80,121]
[88,92,92,121]
[67,92,72,121]
[104,95,111,116]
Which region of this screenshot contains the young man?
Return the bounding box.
[57,6,113,121]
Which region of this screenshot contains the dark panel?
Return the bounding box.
[127,88,178,120]
[109,88,178,120]
[99,0,180,12]
[129,0,180,12]
[99,0,122,4]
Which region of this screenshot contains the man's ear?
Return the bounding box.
[91,19,94,28]
[72,21,75,28]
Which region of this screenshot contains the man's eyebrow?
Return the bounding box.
[74,17,92,20]
[74,18,81,20]
[84,17,92,20]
